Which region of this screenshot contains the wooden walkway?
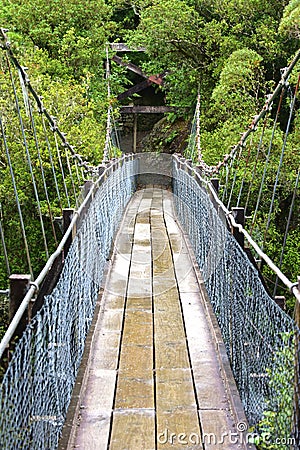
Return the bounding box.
[63,188,249,450]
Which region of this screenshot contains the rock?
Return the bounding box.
[140,117,189,154]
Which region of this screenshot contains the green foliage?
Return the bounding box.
[212,49,263,106]
[1,0,114,78]
[252,332,294,449]
[279,0,300,39]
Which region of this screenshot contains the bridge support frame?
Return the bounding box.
[231,207,245,249]
[9,274,31,340]
[63,209,76,256]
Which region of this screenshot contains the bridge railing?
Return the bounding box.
[0,154,137,449]
[172,154,299,445]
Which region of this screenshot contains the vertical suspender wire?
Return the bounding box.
[80,165,87,182]
[40,114,63,215]
[273,167,300,296]
[74,158,82,187]
[262,75,300,252]
[103,46,111,163]
[185,109,197,161]
[196,93,202,163]
[8,60,49,259]
[221,163,230,203]
[244,115,269,213]
[0,203,10,276]
[0,117,33,278]
[64,145,78,206]
[27,94,58,245]
[226,144,244,209]
[236,134,254,207]
[53,131,71,208]
[103,108,112,163]
[112,110,121,151]
[250,89,285,235]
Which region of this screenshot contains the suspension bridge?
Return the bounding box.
[0,28,300,449]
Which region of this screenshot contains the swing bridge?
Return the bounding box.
[0,29,300,449]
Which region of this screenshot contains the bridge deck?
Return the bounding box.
[66,188,247,450]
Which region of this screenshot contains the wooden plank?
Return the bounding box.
[71,193,141,450]
[153,275,178,294]
[199,410,241,449]
[127,277,152,298]
[154,313,184,345]
[91,331,121,370]
[157,411,202,450]
[153,287,181,311]
[109,190,155,446]
[152,195,198,442]
[156,369,202,450]
[112,55,147,78]
[122,310,153,346]
[114,370,154,409]
[156,368,197,411]
[110,43,146,52]
[103,293,125,310]
[119,344,153,372]
[126,295,152,311]
[155,339,190,369]
[99,310,124,332]
[163,190,251,448]
[120,105,176,114]
[73,369,117,449]
[117,79,152,101]
[114,232,133,254]
[109,410,155,450]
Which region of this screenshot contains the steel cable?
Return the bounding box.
[0,203,10,276]
[7,57,49,260]
[273,167,300,296]
[27,88,58,245]
[250,90,285,234]
[262,75,300,251]
[0,116,33,278]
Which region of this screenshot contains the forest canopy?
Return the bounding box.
[0,0,299,313]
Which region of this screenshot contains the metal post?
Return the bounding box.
[274,296,286,311]
[208,178,220,212]
[133,113,137,153]
[98,164,106,178]
[294,277,300,446]
[9,274,31,339]
[194,166,203,188]
[232,207,245,249]
[83,180,93,197]
[63,208,76,256]
[211,178,219,195]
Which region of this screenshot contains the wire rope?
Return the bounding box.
[0,116,33,278]
[7,58,49,259]
[262,74,300,251]
[273,167,300,296]
[250,90,285,234]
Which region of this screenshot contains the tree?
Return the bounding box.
[279,0,300,39]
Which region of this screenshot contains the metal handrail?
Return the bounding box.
[0,155,132,359]
[173,154,300,304]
